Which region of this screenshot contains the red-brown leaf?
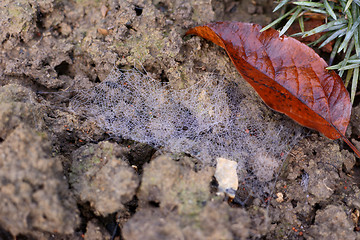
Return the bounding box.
[185,22,351,143]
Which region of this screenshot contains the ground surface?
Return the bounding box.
[1,0,360,239]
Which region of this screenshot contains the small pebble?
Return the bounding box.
[101,5,109,18]
[276,192,284,203]
[98,28,109,36]
[215,157,238,198]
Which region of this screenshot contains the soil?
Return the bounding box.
[1,0,360,239]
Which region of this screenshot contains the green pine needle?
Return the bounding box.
[324,0,337,20]
[279,7,303,36]
[351,67,359,104]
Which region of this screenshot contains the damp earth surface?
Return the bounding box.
[1,0,360,239]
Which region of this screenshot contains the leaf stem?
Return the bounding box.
[341,135,360,158]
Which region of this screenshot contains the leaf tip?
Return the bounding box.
[185,28,196,36]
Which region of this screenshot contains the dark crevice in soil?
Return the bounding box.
[0,225,13,240]
[55,61,71,77]
[76,202,96,234]
[16,234,37,240]
[94,76,101,83]
[35,8,46,31]
[126,143,156,174]
[210,176,219,194]
[149,200,160,208]
[310,203,322,225]
[102,197,139,239]
[100,213,120,238]
[312,149,317,156]
[134,5,143,16]
[160,70,169,84]
[125,196,139,215]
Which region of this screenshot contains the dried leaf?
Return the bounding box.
[186,22,360,157]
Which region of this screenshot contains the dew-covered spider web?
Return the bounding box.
[70,67,303,203]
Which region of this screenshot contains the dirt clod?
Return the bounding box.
[0,124,79,236]
[124,154,251,240]
[307,205,356,240]
[70,141,139,216]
